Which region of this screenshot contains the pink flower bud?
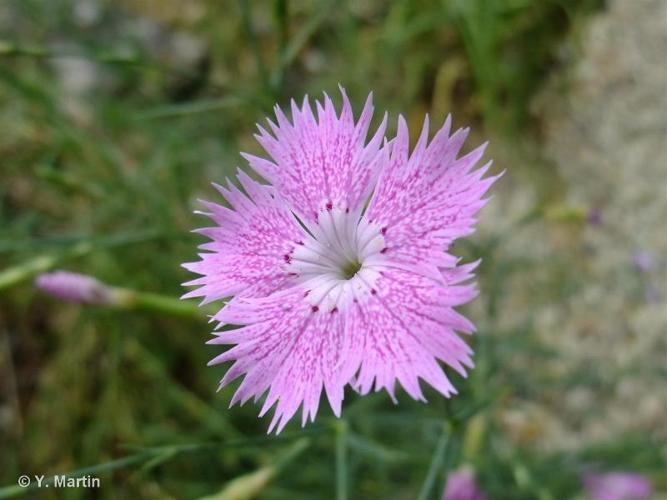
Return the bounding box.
[35,271,114,305]
[443,469,486,500]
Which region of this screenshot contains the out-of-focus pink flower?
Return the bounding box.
[632,250,657,274]
[442,469,486,500]
[184,87,500,433]
[584,472,653,500]
[35,271,113,305]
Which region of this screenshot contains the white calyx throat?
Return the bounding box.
[286,207,388,312]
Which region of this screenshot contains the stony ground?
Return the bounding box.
[482,0,667,451]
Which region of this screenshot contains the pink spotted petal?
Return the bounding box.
[367,116,501,276]
[243,87,387,221]
[182,170,303,304]
[208,288,359,433]
[348,268,477,401]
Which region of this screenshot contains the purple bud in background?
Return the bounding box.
[584,472,653,500]
[443,469,486,500]
[35,271,113,305]
[632,250,657,274]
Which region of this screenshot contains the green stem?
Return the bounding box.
[132,96,245,120]
[0,242,92,291]
[270,0,337,90]
[417,422,451,500]
[237,0,270,92]
[0,229,170,289]
[113,288,207,319]
[0,40,47,57]
[335,420,349,500]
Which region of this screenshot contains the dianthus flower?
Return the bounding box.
[184,88,500,432]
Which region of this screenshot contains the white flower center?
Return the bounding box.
[286,207,388,312]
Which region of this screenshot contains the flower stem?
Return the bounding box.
[417,421,451,500]
[113,288,205,319]
[335,420,349,500]
[0,242,92,291]
[237,0,270,92]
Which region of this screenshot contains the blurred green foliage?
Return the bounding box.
[1,0,663,499]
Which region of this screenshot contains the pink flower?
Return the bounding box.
[584,472,653,500]
[632,250,657,274]
[183,87,500,432]
[443,469,486,500]
[35,271,113,305]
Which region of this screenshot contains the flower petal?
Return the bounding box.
[349,267,476,401]
[209,287,359,433]
[182,170,303,304]
[367,116,501,275]
[243,87,387,221]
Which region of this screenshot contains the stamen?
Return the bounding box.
[286,207,388,311]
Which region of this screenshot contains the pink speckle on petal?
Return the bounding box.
[183,87,499,432]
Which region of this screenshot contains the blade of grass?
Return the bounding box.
[123,338,240,438]
[0,229,170,254]
[346,431,409,464]
[196,438,310,500]
[133,96,246,120]
[0,228,173,289]
[237,0,270,92]
[0,241,92,291]
[270,0,337,91]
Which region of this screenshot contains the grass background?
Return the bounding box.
[1,0,664,498]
